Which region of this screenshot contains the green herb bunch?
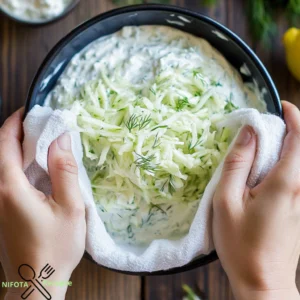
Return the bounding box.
[248,0,300,44]
[112,0,300,44]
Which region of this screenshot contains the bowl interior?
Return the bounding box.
[26,5,281,115]
[25,5,282,275]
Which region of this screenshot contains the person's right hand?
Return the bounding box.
[213,101,300,300]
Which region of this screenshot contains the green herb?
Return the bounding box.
[287,0,300,25]
[125,114,152,132]
[134,153,157,172]
[211,80,223,87]
[176,97,189,111]
[127,225,134,239]
[151,125,168,131]
[247,0,277,45]
[203,0,217,5]
[151,203,167,214]
[152,132,161,148]
[161,175,176,195]
[149,87,156,95]
[125,114,139,132]
[182,284,201,300]
[138,114,152,130]
[224,100,238,113]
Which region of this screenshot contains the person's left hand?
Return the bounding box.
[0,108,86,300]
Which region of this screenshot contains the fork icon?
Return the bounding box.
[38,263,55,280]
[20,263,55,299]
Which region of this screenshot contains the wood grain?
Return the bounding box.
[1,0,300,299]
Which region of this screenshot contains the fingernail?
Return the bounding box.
[236,126,253,146]
[57,133,71,151]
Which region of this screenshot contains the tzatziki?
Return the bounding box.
[0,0,72,22]
[46,26,266,246]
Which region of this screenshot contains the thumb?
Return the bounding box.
[215,126,256,209]
[48,133,83,210]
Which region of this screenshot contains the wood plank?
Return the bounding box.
[66,258,141,300]
[144,261,235,300]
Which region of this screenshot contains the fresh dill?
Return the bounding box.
[134,153,157,172]
[211,80,223,87]
[125,114,152,132]
[127,225,134,239]
[188,138,202,151]
[149,87,156,95]
[161,175,176,195]
[138,114,152,130]
[176,97,189,111]
[224,96,238,113]
[152,132,161,149]
[125,114,139,132]
[150,125,168,132]
[194,91,202,97]
[151,203,167,215]
[192,69,200,77]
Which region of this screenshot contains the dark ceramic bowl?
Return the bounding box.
[25,4,282,275]
[0,0,80,26]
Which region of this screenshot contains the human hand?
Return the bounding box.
[0,109,86,299]
[213,101,300,300]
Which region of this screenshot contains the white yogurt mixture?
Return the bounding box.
[0,0,72,22]
[46,26,266,246]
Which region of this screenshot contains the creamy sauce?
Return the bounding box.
[0,0,72,22]
[46,26,266,245]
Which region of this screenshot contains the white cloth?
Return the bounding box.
[23,105,286,272]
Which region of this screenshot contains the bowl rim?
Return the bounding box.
[25,3,282,276]
[0,0,80,26]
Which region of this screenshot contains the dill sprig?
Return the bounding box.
[152,132,161,149]
[247,0,277,45]
[151,125,168,132]
[203,0,218,5]
[125,114,152,132]
[176,97,189,111]
[149,87,156,95]
[161,175,176,195]
[287,0,300,25]
[125,114,140,132]
[138,114,152,130]
[134,153,157,172]
[188,138,202,151]
[151,203,167,215]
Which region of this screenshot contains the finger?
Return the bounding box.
[214,126,256,212]
[279,101,300,162]
[256,101,300,193]
[1,107,24,141]
[0,108,28,184]
[48,133,84,211]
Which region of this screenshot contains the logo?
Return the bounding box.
[18,263,55,300]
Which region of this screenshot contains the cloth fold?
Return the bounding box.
[23,105,286,272]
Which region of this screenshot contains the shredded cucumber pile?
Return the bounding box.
[63,62,237,244]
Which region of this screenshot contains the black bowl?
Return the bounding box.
[0,0,80,26]
[25,4,282,276]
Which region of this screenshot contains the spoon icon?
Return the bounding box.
[18,264,52,300]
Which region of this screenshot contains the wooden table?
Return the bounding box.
[0,0,299,299]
